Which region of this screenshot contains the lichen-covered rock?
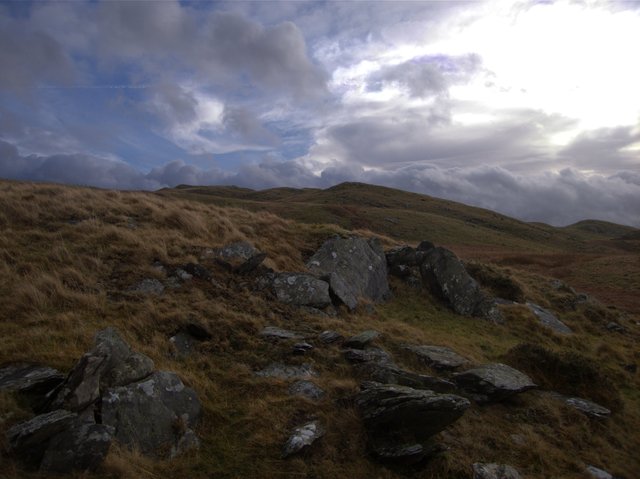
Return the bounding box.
[272,273,331,308]
[473,463,522,479]
[404,345,469,371]
[419,247,501,322]
[454,363,536,402]
[526,302,572,334]
[0,363,65,411]
[281,420,324,458]
[6,409,77,464]
[356,382,469,463]
[101,371,201,456]
[213,241,266,273]
[40,422,114,473]
[307,236,390,309]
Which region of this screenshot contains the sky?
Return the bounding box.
[0,0,639,227]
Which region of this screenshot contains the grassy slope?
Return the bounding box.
[0,179,638,478]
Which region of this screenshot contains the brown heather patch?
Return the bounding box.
[0,179,639,478]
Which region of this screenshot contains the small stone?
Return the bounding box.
[175,268,193,280]
[292,342,313,355]
[260,326,302,340]
[526,303,572,334]
[565,397,611,418]
[318,330,343,344]
[214,241,266,273]
[255,363,317,380]
[585,465,613,479]
[281,420,324,458]
[606,322,625,333]
[288,380,325,401]
[131,278,164,295]
[183,263,212,280]
[343,347,393,365]
[170,332,200,357]
[510,434,527,446]
[404,345,469,370]
[344,330,380,349]
[472,462,522,479]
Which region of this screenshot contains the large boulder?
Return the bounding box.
[40,421,113,473]
[419,247,501,321]
[454,363,536,402]
[356,382,470,464]
[0,363,65,411]
[272,273,331,308]
[101,371,201,457]
[307,237,390,310]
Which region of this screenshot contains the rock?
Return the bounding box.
[214,241,266,274]
[7,409,77,464]
[356,382,470,464]
[40,422,113,473]
[472,463,522,479]
[170,429,200,459]
[281,420,325,458]
[565,397,611,418]
[288,380,325,401]
[255,363,317,380]
[343,347,393,365]
[52,328,133,411]
[585,465,613,479]
[419,247,501,321]
[0,363,65,411]
[510,434,527,446]
[453,364,536,402]
[102,352,154,388]
[385,245,425,268]
[606,322,626,333]
[101,371,201,456]
[272,273,331,308]
[417,240,435,251]
[389,264,413,278]
[306,236,390,309]
[526,303,572,334]
[343,330,380,349]
[183,263,211,280]
[131,278,164,295]
[259,326,302,341]
[318,330,343,344]
[292,342,313,355]
[354,363,457,394]
[374,443,425,464]
[174,268,193,281]
[404,345,469,371]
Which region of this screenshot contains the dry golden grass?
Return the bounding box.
[0,179,638,478]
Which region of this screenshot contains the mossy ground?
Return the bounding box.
[0,179,638,478]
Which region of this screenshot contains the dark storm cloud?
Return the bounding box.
[368,54,482,98]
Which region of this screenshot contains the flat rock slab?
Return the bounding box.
[343,347,393,366]
[354,363,457,394]
[344,330,380,349]
[101,371,201,456]
[282,420,324,458]
[259,326,302,341]
[272,273,331,308]
[473,463,522,479]
[307,236,390,310]
[565,397,611,418]
[404,345,469,370]
[255,363,317,380]
[526,303,572,334]
[40,422,114,473]
[288,380,325,401]
[454,363,536,402]
[0,363,65,410]
[318,330,343,344]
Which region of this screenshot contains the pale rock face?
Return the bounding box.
[281,421,325,458]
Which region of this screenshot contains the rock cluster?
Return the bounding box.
[2,328,201,473]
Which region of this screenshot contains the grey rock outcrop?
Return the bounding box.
[420,247,502,322]
[454,363,536,402]
[260,326,302,341]
[354,363,457,394]
[272,273,331,308]
[526,302,572,334]
[344,330,380,349]
[356,382,470,464]
[565,397,611,418]
[472,463,522,479]
[343,347,393,365]
[307,237,390,309]
[404,345,469,371]
[255,363,317,380]
[213,241,266,274]
[40,422,114,473]
[281,420,324,458]
[101,371,201,456]
[288,380,325,401]
[318,330,343,344]
[0,363,65,411]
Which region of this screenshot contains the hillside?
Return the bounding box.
[1,179,639,479]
